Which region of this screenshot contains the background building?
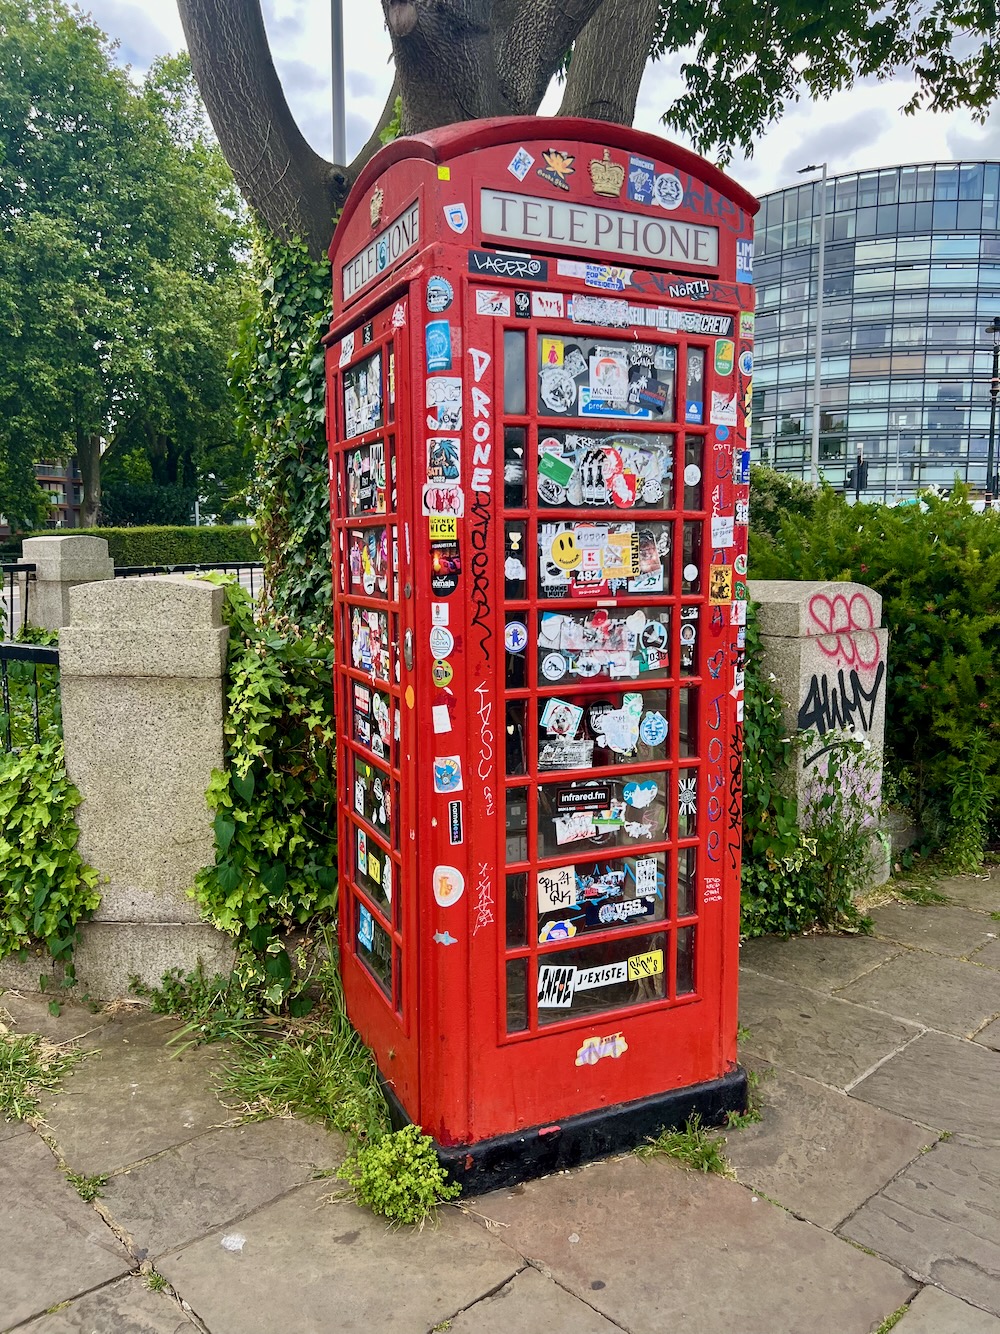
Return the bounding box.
[751,162,1000,499]
[0,461,82,540]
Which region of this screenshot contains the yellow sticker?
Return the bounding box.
[550,529,582,571]
[368,855,381,885]
[405,685,415,709]
[627,949,664,981]
[429,515,457,540]
[437,165,451,180]
[541,337,564,368]
[709,564,733,605]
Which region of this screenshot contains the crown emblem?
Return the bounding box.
[370,187,384,227]
[590,148,624,198]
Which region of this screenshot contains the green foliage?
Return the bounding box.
[749,484,1000,863]
[335,1124,461,1226]
[65,1170,107,1202]
[191,577,337,1001]
[128,961,266,1045]
[231,230,331,633]
[0,1027,82,1120]
[99,480,198,529]
[873,1305,910,1334]
[637,1114,732,1175]
[22,525,258,567]
[0,740,101,964]
[0,654,61,747]
[145,1272,168,1293]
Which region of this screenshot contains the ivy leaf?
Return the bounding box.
[231,769,255,804]
[262,862,287,896]
[215,860,242,893]
[214,813,236,854]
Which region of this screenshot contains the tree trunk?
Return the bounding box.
[77,430,102,528]
[558,0,660,124]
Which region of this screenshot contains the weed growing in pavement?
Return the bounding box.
[145,1272,168,1293]
[129,961,268,1048]
[333,1124,460,1227]
[65,1170,107,1201]
[0,1027,82,1121]
[637,1114,732,1176]
[873,1303,909,1333]
[725,1068,767,1129]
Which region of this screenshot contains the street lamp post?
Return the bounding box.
[798,162,828,487]
[987,316,1000,504]
[331,0,346,163]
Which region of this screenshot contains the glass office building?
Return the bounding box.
[751,162,1000,498]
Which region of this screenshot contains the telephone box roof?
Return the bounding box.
[330,115,759,259]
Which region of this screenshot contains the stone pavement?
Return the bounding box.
[1,872,998,1334]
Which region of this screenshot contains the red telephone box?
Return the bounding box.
[325,117,757,1189]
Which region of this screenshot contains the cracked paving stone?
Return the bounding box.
[739,933,901,993]
[834,950,1000,1038]
[975,1018,1000,1052]
[15,1275,200,1333]
[894,1285,1000,1332]
[447,1267,622,1334]
[868,904,998,959]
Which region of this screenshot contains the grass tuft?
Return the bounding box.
[0,1026,82,1122]
[65,1170,108,1201]
[637,1113,732,1175]
[873,1303,910,1333]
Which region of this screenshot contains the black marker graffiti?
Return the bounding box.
[798,662,886,765]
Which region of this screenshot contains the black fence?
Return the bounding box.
[0,641,60,752]
[113,562,264,598]
[1,562,35,638]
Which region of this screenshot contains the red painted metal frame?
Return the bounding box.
[325,117,757,1151]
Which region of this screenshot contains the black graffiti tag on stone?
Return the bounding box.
[798,662,886,764]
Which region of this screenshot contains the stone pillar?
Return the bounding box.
[747,579,890,885]
[18,534,114,631]
[58,575,234,996]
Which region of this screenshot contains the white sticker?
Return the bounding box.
[683,563,699,582]
[432,704,452,734]
[432,603,449,626]
[532,291,565,319]
[537,864,577,912]
[475,289,511,316]
[634,857,658,894]
[429,625,455,658]
[684,464,701,486]
[711,515,735,548]
[338,332,355,368]
[433,864,465,907]
[508,147,534,181]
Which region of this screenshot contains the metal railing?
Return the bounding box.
[0,640,60,752]
[113,561,264,598]
[1,562,34,638]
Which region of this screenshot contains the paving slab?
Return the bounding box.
[834,950,1000,1038]
[895,1284,1000,1333]
[724,1066,935,1229]
[39,1024,232,1177]
[0,1115,30,1143]
[477,1153,915,1334]
[16,1275,199,1334]
[448,1266,620,1334]
[840,1138,1000,1316]
[738,969,921,1089]
[975,1018,1000,1052]
[0,1134,132,1330]
[931,873,1000,914]
[739,933,901,992]
[101,1118,346,1258]
[158,1184,521,1334]
[851,1030,1000,1141]
[970,938,1000,971]
[869,904,997,958]
[0,989,153,1047]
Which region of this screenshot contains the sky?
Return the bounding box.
[83,0,1000,200]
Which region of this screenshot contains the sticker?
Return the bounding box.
[738,349,754,376]
[710,391,737,428]
[731,600,747,626]
[537,864,577,912]
[425,320,452,372]
[338,331,355,368]
[433,864,465,907]
[362,322,373,345]
[540,367,578,413]
[514,290,531,318]
[505,621,528,654]
[739,312,755,338]
[437,165,451,180]
[541,652,568,681]
[433,931,458,946]
[709,564,733,604]
[624,780,658,809]
[541,698,585,738]
[427,436,459,483]
[537,148,575,191]
[432,602,449,626]
[428,515,457,540]
[711,515,735,548]
[358,903,374,950]
[735,500,750,526]
[426,376,462,430]
[589,148,624,197]
[541,337,564,368]
[684,464,701,486]
[431,541,461,595]
[627,948,663,980]
[509,147,534,181]
[429,625,455,658]
[538,965,576,1007]
[422,484,464,517]
[683,562,699,584]
[448,800,463,845]
[431,659,453,687]
[539,920,577,942]
[589,692,643,754]
[405,684,415,708]
[444,202,468,232]
[575,1032,628,1066]
[426,276,453,312]
[735,449,751,485]
[475,289,511,316]
[549,529,581,570]
[469,250,549,282]
[627,155,655,204]
[639,711,668,746]
[570,295,629,327]
[714,340,735,376]
[715,425,730,442]
[392,301,407,329]
[652,172,683,209]
[736,238,753,283]
[576,962,628,989]
[734,552,748,576]
[533,291,564,319]
[433,755,463,793]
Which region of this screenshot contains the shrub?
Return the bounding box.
[335,1124,461,1226]
[20,524,257,567]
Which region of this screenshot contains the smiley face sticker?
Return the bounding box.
[549,529,582,571]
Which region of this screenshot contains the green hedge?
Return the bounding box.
[20,525,258,567]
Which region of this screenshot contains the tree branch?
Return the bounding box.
[557,0,660,124]
[177,0,344,257]
[381,0,504,130]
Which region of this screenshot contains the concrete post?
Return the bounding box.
[58,575,234,996]
[748,579,890,885]
[18,534,114,631]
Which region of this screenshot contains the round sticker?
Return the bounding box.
[680,623,697,644]
[715,426,730,442]
[432,864,465,908]
[541,652,567,681]
[426,276,453,313]
[739,349,753,376]
[641,621,669,650]
[429,625,455,658]
[550,529,582,570]
[652,172,683,210]
[505,621,528,654]
[540,367,578,413]
[683,563,700,583]
[684,464,701,486]
[537,475,567,505]
[640,711,668,747]
[734,553,748,576]
[431,659,453,688]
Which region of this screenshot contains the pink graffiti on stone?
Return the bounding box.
[807,592,881,671]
